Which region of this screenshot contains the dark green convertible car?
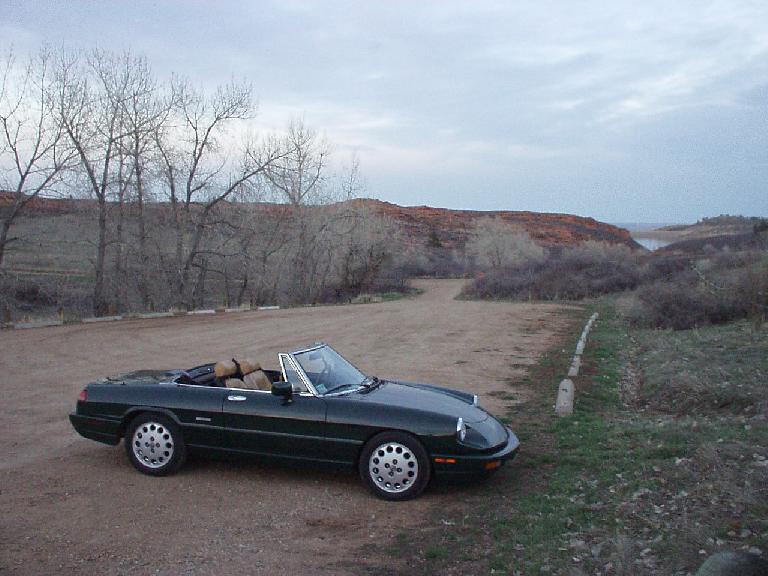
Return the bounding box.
[70,343,520,500]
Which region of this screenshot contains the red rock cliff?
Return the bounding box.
[349,198,640,249]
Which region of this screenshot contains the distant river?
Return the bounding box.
[611,222,677,252]
[633,236,672,251]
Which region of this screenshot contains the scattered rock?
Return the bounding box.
[695,551,768,576]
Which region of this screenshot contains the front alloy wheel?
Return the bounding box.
[360,431,430,500]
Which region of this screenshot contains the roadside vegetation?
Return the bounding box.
[0,46,422,321]
[362,224,767,574]
[361,228,767,575]
[458,221,766,575]
[463,227,768,332]
[2,44,630,323]
[369,305,767,576]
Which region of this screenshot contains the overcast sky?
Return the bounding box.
[3,0,767,223]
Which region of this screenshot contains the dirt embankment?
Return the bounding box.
[0,191,640,250]
[351,198,640,249]
[0,279,579,575]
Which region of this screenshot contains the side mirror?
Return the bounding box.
[271,381,293,403]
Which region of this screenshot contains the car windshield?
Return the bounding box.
[292,345,366,395]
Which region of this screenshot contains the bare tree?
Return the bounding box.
[466,217,545,271]
[110,144,135,310]
[223,200,290,306]
[261,118,332,302]
[310,159,397,299]
[263,118,330,206]
[54,49,150,315]
[156,77,283,309]
[2,45,397,317]
[332,204,400,297]
[0,47,73,267]
[117,58,171,310]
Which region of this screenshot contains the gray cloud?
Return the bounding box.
[2,0,766,222]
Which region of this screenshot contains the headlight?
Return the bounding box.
[456,417,466,442]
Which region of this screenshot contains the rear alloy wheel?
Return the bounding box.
[360,431,430,501]
[125,413,186,476]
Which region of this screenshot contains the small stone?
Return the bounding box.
[632,488,652,500]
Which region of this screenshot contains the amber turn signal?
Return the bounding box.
[484,460,501,471]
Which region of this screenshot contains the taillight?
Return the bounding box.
[78,389,87,402]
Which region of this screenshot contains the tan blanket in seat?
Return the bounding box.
[214,358,271,391]
[242,371,271,390]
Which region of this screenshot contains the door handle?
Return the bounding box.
[227,395,247,401]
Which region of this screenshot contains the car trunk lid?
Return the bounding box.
[98,369,181,385]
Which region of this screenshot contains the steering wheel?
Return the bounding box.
[317,358,333,386]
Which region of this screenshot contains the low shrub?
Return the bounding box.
[464,241,641,300]
[465,235,767,331]
[14,279,57,307]
[641,253,693,282]
[628,252,767,330]
[628,280,721,330]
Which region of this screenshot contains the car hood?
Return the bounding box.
[352,380,490,423]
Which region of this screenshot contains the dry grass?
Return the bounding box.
[379,307,768,576]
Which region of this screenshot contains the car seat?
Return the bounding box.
[238,359,272,391]
[214,360,243,388]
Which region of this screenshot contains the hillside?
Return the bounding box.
[660,215,762,236]
[352,198,640,249]
[629,215,767,253]
[633,215,763,244]
[1,192,641,251]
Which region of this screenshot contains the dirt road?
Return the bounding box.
[0,279,578,575]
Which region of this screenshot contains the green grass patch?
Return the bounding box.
[376,303,768,576]
[424,547,449,560]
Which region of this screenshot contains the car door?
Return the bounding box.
[222,390,328,461]
[222,354,328,461]
[168,384,229,449]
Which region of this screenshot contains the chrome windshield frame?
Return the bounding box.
[289,343,368,397]
[279,352,319,396]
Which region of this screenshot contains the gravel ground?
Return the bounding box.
[0,279,576,575]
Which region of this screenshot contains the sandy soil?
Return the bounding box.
[0,279,579,575]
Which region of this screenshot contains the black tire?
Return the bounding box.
[359,431,431,501]
[125,413,186,476]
